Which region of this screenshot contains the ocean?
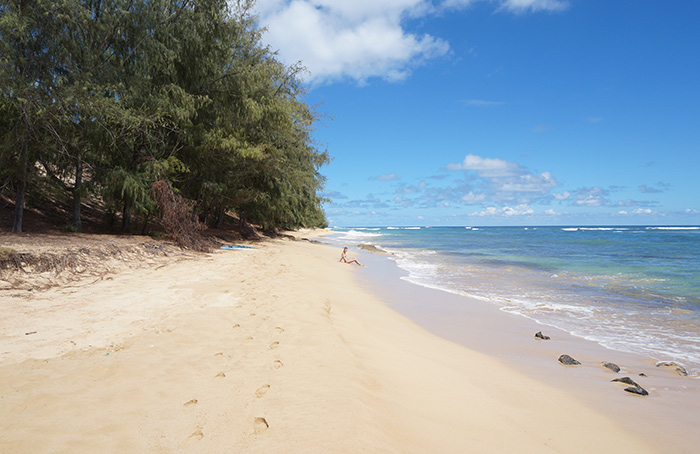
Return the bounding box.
[325,226,700,376]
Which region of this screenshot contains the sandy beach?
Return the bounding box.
[0,232,688,452]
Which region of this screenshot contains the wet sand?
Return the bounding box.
[357,250,700,453]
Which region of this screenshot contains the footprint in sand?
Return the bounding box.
[269,341,279,350]
[188,429,204,440]
[275,326,285,334]
[273,360,283,369]
[233,324,240,329]
[255,384,270,397]
[254,417,269,433]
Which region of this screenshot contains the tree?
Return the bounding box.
[175,1,329,230]
[0,0,66,232]
[0,0,329,235]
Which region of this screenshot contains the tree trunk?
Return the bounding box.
[11,140,30,233]
[12,179,26,233]
[216,208,225,229]
[122,199,132,233]
[72,154,83,231]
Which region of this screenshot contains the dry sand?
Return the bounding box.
[0,232,662,452]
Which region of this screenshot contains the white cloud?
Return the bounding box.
[498,0,570,14]
[473,204,534,217]
[500,171,556,193]
[255,0,449,85]
[461,191,486,203]
[447,154,558,203]
[447,154,519,177]
[254,0,569,85]
[632,208,654,215]
[370,172,399,181]
[572,187,610,207]
[553,190,570,200]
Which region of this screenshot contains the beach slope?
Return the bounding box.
[0,235,653,453]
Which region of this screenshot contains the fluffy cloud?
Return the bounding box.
[255,0,448,84]
[473,204,535,217]
[446,154,520,177]
[254,0,570,85]
[619,208,655,216]
[461,191,486,203]
[447,154,558,201]
[553,191,570,200]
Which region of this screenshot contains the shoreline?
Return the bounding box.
[352,246,700,452]
[0,234,674,452]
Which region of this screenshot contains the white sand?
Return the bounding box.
[0,234,659,452]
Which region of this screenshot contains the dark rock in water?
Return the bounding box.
[602,362,621,373]
[612,377,639,387]
[624,385,649,396]
[535,331,551,340]
[656,361,688,376]
[558,354,581,366]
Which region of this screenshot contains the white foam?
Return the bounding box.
[646,226,699,230]
[339,229,382,239]
[563,227,632,231]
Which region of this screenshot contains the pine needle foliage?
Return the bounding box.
[0,0,329,235]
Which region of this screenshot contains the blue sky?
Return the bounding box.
[254,0,700,227]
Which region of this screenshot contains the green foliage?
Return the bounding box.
[0,0,329,236]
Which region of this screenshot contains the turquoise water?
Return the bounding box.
[327,226,700,375]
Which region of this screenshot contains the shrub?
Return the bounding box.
[150,180,209,252]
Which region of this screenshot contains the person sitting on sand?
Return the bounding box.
[340,247,363,266]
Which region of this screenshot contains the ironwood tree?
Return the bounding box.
[0,0,328,234]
